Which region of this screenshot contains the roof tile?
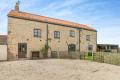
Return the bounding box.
[8,10,96,31]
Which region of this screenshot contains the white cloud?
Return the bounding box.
[0,0,120,45]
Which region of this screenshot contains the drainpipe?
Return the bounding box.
[45,19,48,46]
[79,30,80,52]
[79,29,82,52]
[45,18,49,56]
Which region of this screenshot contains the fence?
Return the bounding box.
[93,52,120,65]
[51,51,120,65]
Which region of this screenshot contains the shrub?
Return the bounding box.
[88,52,92,56]
[41,44,50,58]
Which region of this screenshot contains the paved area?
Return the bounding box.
[0,59,120,80]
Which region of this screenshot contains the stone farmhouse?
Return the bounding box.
[7,2,97,60]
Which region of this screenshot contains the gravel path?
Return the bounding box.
[0,59,120,80]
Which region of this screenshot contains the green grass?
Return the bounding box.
[85,55,93,61]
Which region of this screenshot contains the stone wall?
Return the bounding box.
[8,17,47,60]
[8,17,97,60]
[80,29,97,52]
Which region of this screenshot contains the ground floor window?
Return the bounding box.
[88,45,93,52]
[68,44,76,52]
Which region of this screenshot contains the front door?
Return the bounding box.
[18,43,27,58]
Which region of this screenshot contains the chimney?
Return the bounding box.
[15,1,20,11]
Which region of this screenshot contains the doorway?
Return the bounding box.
[18,43,27,58]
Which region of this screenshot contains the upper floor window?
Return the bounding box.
[34,29,41,37]
[54,31,60,39]
[70,30,75,37]
[86,35,90,41]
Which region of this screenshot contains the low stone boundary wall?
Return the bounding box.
[51,51,86,59]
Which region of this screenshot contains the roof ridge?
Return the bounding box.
[12,10,85,25]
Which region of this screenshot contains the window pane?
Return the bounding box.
[34,30,37,33]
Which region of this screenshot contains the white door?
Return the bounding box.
[0,45,7,60]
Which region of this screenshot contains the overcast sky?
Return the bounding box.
[0,0,120,45]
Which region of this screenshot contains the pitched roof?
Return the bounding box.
[0,35,7,45]
[8,10,96,31]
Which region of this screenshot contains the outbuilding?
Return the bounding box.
[0,35,7,61]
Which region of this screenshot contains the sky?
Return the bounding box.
[0,0,120,45]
